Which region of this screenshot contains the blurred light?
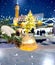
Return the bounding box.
[43,55,54,65]
[43,58,53,65]
[31,63,34,65]
[16,0,18,4]
[25,9,27,11]
[31,55,33,58]
[14,53,18,56]
[0,50,4,58]
[3,16,5,19]
[54,9,55,12]
[8,16,11,19]
[15,0,25,6]
[1,15,3,17]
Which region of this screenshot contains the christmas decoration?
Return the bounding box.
[20,34,38,51]
[37,20,43,26]
[0,26,22,47]
[24,10,36,33]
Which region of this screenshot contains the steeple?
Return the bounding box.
[15,1,19,18]
[13,0,20,26]
[16,0,18,5]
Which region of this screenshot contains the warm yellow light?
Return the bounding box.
[13,23,18,26]
[19,34,38,51]
[19,43,38,51]
[15,5,19,18]
[21,22,26,28]
[13,18,18,26]
[37,20,43,26]
[24,10,36,33]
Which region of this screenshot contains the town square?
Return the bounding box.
[0,0,55,65]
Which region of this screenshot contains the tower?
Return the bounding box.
[13,4,19,26]
[15,4,19,18]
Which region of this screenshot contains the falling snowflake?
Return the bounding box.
[54,9,55,12]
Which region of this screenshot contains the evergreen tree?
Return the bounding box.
[25,10,36,33]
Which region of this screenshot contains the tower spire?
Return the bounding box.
[16,0,18,5]
[13,0,19,26]
[15,2,19,18]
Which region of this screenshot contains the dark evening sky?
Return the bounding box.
[0,0,55,18]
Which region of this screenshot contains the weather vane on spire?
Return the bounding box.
[16,0,19,5]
